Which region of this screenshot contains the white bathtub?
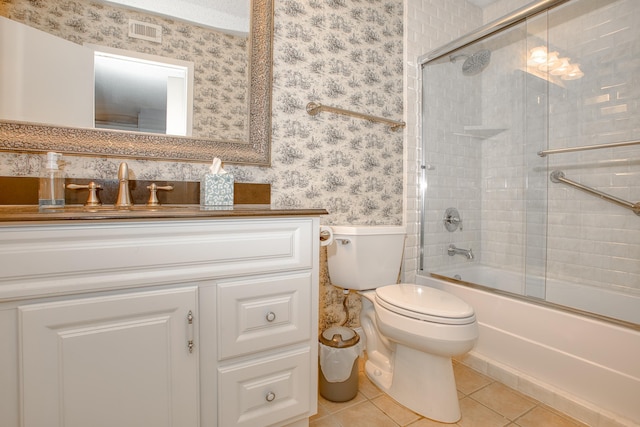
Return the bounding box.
[432,265,640,325]
[416,273,640,426]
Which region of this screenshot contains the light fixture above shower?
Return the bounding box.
[527,46,583,80]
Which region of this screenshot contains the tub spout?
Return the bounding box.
[448,244,474,260]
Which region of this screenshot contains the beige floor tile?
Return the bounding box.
[453,363,494,395]
[358,372,384,399]
[470,382,537,421]
[310,415,343,427]
[458,397,511,427]
[515,406,588,427]
[407,418,460,427]
[372,394,421,426]
[318,391,367,415]
[314,358,588,427]
[310,402,332,421]
[331,400,399,427]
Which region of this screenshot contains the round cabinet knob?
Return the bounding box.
[265,311,276,322]
[265,391,276,402]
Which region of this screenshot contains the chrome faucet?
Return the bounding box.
[448,244,474,260]
[115,162,133,208]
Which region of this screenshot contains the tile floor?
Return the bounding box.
[311,358,589,427]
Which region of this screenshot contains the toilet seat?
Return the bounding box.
[375,284,476,325]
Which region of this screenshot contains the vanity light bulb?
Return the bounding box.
[550,57,571,75]
[528,46,548,66]
[538,51,559,72]
[561,64,584,80]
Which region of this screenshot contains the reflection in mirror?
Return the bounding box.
[92,47,194,136]
[0,1,247,141]
[0,0,272,165]
[0,15,95,128]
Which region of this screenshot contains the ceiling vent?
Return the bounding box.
[128,19,162,43]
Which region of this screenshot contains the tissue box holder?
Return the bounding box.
[201,173,234,206]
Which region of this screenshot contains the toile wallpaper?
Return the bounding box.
[0,0,404,331]
[1,0,248,141]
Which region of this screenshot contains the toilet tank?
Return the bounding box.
[327,226,406,290]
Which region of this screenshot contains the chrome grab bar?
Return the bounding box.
[538,140,640,157]
[550,171,640,216]
[306,102,405,131]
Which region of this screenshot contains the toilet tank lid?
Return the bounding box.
[330,225,406,235]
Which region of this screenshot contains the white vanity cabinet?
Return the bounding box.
[0,215,320,427]
[19,287,199,427]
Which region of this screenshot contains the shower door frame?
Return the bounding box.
[419,0,570,65]
[416,0,640,331]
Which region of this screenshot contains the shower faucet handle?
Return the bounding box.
[446,214,460,224]
[443,207,462,231]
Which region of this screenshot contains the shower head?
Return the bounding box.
[450,49,491,76]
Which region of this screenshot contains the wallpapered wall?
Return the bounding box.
[0,0,404,331]
[2,0,248,141]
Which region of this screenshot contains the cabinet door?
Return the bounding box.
[19,287,198,427]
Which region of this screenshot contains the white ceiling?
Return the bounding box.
[104,0,250,35]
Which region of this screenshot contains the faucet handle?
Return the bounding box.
[67,182,102,206]
[443,207,463,231]
[146,183,174,206]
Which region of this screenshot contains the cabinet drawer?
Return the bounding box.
[217,272,311,359]
[218,348,310,427]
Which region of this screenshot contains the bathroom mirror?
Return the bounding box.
[0,0,273,165]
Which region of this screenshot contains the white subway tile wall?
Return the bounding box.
[544,0,640,291]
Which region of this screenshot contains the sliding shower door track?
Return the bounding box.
[419,0,571,65]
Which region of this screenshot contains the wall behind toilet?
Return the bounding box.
[0,0,404,331]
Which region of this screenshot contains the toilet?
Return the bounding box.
[326,226,478,423]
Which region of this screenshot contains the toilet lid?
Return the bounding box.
[375,284,475,324]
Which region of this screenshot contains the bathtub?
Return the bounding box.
[416,272,640,426]
[432,265,640,325]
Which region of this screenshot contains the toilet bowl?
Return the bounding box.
[327,226,478,423]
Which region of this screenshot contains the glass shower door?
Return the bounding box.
[420,0,640,325]
[420,20,542,297]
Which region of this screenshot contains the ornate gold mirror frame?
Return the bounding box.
[0,0,273,166]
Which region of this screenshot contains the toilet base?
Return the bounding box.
[365,344,461,423]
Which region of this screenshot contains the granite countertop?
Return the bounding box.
[0,204,328,223]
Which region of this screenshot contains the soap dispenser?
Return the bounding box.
[39,152,65,207]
